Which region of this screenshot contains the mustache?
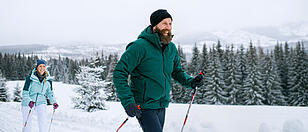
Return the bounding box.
[160,29,174,38]
[155,28,173,44]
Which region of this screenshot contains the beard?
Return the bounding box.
[154,27,173,45]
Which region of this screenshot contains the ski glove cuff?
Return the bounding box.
[125,103,141,118]
[29,101,35,108]
[191,74,204,89]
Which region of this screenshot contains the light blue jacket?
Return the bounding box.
[21,69,56,107]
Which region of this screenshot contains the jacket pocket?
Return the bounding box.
[145,81,163,100]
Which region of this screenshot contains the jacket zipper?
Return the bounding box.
[37,79,45,106]
[161,48,167,107]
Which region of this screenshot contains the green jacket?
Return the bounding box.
[113,26,193,109]
[21,69,56,106]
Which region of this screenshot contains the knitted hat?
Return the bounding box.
[36,59,47,69]
[150,9,172,27]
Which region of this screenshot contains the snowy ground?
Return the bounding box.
[1,81,308,132]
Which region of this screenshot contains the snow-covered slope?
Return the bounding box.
[1,81,308,132]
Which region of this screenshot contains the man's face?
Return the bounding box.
[153,18,172,36]
[153,18,173,44]
[37,64,46,75]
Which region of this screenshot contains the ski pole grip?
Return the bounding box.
[137,105,141,110]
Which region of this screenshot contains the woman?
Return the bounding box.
[21,59,59,132]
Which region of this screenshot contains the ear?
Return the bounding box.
[153,26,156,31]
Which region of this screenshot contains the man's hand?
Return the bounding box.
[191,74,204,89]
[125,103,141,118]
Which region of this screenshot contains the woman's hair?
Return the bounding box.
[34,70,48,84]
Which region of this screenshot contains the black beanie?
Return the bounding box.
[150,9,173,27]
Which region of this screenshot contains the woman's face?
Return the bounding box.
[37,64,46,75]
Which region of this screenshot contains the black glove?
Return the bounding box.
[191,74,204,89]
[125,103,141,118]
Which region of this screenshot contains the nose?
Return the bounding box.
[166,24,172,30]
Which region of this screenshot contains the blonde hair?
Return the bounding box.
[34,70,47,84]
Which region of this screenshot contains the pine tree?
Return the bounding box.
[195,43,209,104]
[288,42,308,106]
[50,57,61,81]
[68,59,79,84]
[73,65,108,112]
[257,47,267,104]
[223,45,241,104]
[188,43,200,75]
[235,45,248,104]
[13,83,22,102]
[0,71,9,102]
[281,42,290,98]
[171,45,192,103]
[264,52,286,105]
[240,42,265,105]
[203,46,227,104]
[62,57,70,83]
[105,53,119,101]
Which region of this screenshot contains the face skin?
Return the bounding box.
[153,18,172,36]
[153,18,173,44]
[37,64,46,75]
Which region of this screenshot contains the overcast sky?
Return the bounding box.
[0,0,307,45]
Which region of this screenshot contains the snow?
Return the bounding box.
[1,81,308,132]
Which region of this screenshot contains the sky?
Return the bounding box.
[0,0,307,45]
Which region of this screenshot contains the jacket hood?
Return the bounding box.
[136,25,161,49]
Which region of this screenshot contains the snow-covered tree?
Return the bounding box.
[104,54,119,101]
[234,45,248,105]
[195,43,209,104]
[223,45,241,104]
[288,42,308,106]
[0,71,9,102]
[171,45,192,103]
[188,43,201,75]
[263,52,286,105]
[12,83,22,102]
[240,42,265,105]
[203,46,227,104]
[73,65,108,112]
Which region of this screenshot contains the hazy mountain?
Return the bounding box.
[1,22,307,60]
[0,42,126,60]
[175,21,308,52]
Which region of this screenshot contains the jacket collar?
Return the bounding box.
[30,68,52,82]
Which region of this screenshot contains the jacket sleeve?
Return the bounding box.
[46,80,56,104]
[113,42,144,109]
[22,75,33,105]
[171,45,193,89]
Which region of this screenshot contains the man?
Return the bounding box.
[113,9,204,132]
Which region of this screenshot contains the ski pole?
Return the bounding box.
[23,108,32,128]
[23,93,39,129]
[181,72,203,132]
[116,105,141,132]
[48,109,56,132]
